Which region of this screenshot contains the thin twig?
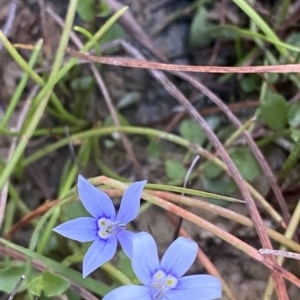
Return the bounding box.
[0,0,19,51]
[259,249,300,260]
[38,0,52,58]
[66,50,300,74]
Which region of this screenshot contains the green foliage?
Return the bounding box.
[148,139,163,159]
[77,0,96,22]
[260,90,289,130]
[0,265,26,293]
[64,201,90,220]
[179,119,206,146]
[201,175,236,207]
[203,161,223,179]
[189,8,212,48]
[117,92,141,109]
[240,75,260,92]
[99,23,125,47]
[98,1,111,17]
[288,102,300,128]
[70,76,94,91]
[165,159,187,181]
[118,252,136,281]
[104,113,130,127]
[28,271,70,297]
[229,147,260,182]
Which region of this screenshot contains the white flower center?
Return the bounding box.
[150,270,178,299]
[97,217,126,240]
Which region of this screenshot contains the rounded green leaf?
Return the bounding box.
[291,128,300,142]
[201,175,236,207]
[77,0,96,22]
[165,159,187,181]
[28,275,43,297]
[43,271,70,297]
[147,139,162,159]
[0,265,26,293]
[179,119,206,146]
[260,91,289,130]
[190,8,212,48]
[203,161,223,179]
[288,102,300,128]
[229,147,260,182]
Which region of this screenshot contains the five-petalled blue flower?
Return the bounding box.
[53,175,147,277]
[103,232,222,300]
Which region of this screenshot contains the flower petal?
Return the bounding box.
[115,180,147,223]
[103,285,151,300]
[78,175,115,219]
[53,217,98,242]
[117,230,135,258]
[160,237,197,278]
[169,275,222,300]
[132,232,159,286]
[83,236,117,277]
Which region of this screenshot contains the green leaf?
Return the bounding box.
[64,201,90,220]
[28,275,43,296]
[118,252,136,281]
[165,160,187,181]
[229,147,260,182]
[77,0,96,22]
[260,90,289,130]
[104,113,130,127]
[240,75,260,92]
[179,119,206,146]
[288,102,300,128]
[203,161,223,179]
[0,238,111,296]
[99,23,125,47]
[201,175,236,207]
[291,128,300,142]
[285,33,300,60]
[147,139,162,159]
[190,8,212,48]
[0,265,26,293]
[43,271,70,297]
[117,92,141,109]
[28,272,70,297]
[70,76,93,91]
[98,1,111,17]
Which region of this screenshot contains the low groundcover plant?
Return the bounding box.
[103,232,222,300]
[53,175,147,277]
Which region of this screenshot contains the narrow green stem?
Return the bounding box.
[278,135,300,180]
[0,39,43,129]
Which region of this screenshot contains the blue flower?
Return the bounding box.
[103,232,222,300]
[53,175,147,278]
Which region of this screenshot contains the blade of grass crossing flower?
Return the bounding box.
[0,237,110,296]
[37,140,92,255]
[21,125,282,224]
